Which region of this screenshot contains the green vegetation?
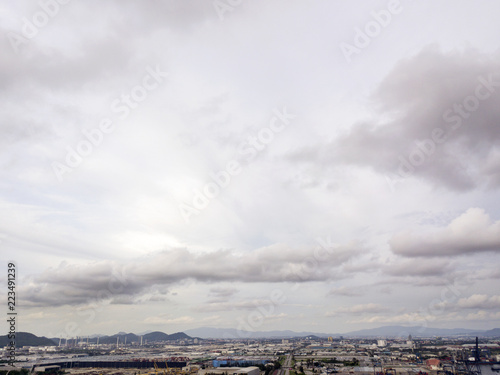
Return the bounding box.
[343,358,360,367]
[320,357,359,367]
[259,360,283,375]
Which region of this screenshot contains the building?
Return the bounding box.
[426,359,441,370]
[34,365,62,373]
[377,340,387,347]
[200,367,260,375]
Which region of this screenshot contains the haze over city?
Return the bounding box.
[1,0,500,339]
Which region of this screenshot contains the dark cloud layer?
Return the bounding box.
[20,243,361,307]
[384,258,454,277]
[289,47,500,191]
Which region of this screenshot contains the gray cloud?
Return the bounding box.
[457,294,500,309]
[327,286,364,297]
[288,46,500,191]
[207,287,239,303]
[2,29,134,93]
[117,0,216,33]
[325,303,388,317]
[193,299,276,313]
[390,207,500,257]
[427,294,500,313]
[20,242,362,307]
[384,258,454,277]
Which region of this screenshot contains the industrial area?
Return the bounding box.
[1,335,500,375]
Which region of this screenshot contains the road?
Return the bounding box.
[279,353,293,375]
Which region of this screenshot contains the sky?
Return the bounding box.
[1,0,500,339]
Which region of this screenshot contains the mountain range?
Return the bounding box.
[49,331,191,345]
[2,326,499,347]
[0,332,56,347]
[0,331,192,347]
[184,326,500,339]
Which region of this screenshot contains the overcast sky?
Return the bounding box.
[2,0,500,338]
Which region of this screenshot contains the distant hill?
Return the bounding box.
[184,327,332,339]
[483,328,500,337]
[0,332,56,347]
[23,326,500,345]
[144,331,191,342]
[49,331,193,346]
[185,325,500,339]
[467,328,500,337]
[97,332,140,345]
[342,325,480,337]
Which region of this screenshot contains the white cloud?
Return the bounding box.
[390,208,500,257]
[457,294,500,309]
[144,314,195,325]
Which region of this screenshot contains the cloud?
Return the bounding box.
[20,242,362,307]
[349,312,450,324]
[106,0,217,34]
[207,287,240,302]
[143,314,195,325]
[390,208,500,257]
[193,299,278,313]
[327,286,364,297]
[457,294,500,309]
[464,310,500,321]
[384,259,454,277]
[287,46,500,191]
[326,303,388,317]
[352,310,500,325]
[1,20,136,95]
